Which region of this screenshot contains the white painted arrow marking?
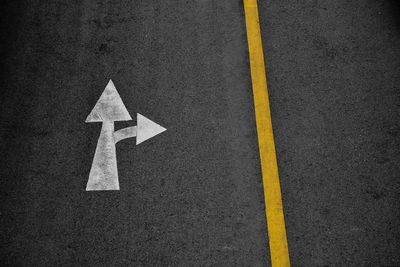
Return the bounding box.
[86,80,130,191]
[86,80,132,123]
[85,80,167,191]
[137,113,167,145]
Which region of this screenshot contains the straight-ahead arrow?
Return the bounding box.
[85,80,166,191]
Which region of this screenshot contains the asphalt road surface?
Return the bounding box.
[1,0,399,266]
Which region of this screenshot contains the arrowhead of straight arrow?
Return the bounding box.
[86,80,132,122]
[136,113,167,145]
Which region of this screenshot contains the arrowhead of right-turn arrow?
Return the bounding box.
[136,113,167,145]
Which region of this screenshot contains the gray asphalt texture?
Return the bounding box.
[260,0,400,265]
[0,0,399,266]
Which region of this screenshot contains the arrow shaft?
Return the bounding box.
[114,126,137,144]
[87,120,119,190]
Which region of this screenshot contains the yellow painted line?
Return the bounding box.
[243,0,290,266]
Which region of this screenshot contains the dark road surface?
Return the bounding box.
[1,0,399,266]
[260,1,400,265]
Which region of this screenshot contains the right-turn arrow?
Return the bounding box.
[85,80,167,191]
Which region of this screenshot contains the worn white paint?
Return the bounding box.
[87,120,120,191]
[114,126,137,144]
[85,80,167,191]
[86,80,132,123]
[136,113,167,145]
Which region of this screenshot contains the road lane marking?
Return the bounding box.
[85,80,166,191]
[243,1,291,266]
[136,113,167,145]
